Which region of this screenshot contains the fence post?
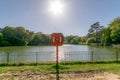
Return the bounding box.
[91,51,94,62]
[64,52,66,63]
[36,52,38,65]
[7,52,9,64]
[116,51,118,62]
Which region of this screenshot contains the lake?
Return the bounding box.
[0,44,120,63]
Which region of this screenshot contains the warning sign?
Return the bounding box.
[51,33,64,46]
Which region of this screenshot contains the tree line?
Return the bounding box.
[86,17,120,46]
[64,17,120,46]
[0,26,51,46]
[0,17,120,46]
[0,26,84,46]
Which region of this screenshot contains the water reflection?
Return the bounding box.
[0,45,119,63]
[59,46,65,61]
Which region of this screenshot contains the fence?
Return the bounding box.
[0,51,119,64]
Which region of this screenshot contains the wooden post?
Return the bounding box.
[56,46,59,80]
[51,33,64,80]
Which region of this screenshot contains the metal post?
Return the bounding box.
[91,51,94,62]
[56,46,59,80]
[7,52,9,64]
[36,52,38,65]
[116,51,118,62]
[64,52,66,62]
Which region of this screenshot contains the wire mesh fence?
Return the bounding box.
[0,51,119,63]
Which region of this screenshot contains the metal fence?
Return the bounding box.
[0,51,119,63]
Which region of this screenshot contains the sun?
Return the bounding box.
[49,0,64,15]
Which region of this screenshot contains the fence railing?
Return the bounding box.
[0,51,119,64]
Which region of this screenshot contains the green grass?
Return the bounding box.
[0,61,120,75]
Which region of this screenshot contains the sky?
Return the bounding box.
[0,0,120,36]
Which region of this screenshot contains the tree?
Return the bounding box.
[64,35,81,44]
[65,35,75,44]
[0,33,9,46]
[1,26,34,46]
[29,32,50,45]
[88,22,103,42]
[86,37,95,45]
[0,26,52,46]
[79,36,87,45]
[70,37,80,44]
[2,26,16,45]
[15,27,34,46]
[100,28,112,45]
[109,17,120,44]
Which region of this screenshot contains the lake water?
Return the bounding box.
[0,44,120,63]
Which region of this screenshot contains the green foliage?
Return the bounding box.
[101,28,112,45]
[0,32,11,46]
[65,35,75,44]
[86,17,120,45]
[64,35,81,44]
[1,17,120,46]
[28,32,50,45]
[0,26,50,46]
[86,37,95,44]
[14,27,34,46]
[109,17,120,44]
[70,37,80,44]
[88,22,103,42]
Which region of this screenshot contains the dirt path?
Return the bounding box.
[0,70,119,80]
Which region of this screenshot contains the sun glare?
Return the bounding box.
[49,0,64,15]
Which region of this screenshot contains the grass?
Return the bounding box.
[0,61,120,75]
